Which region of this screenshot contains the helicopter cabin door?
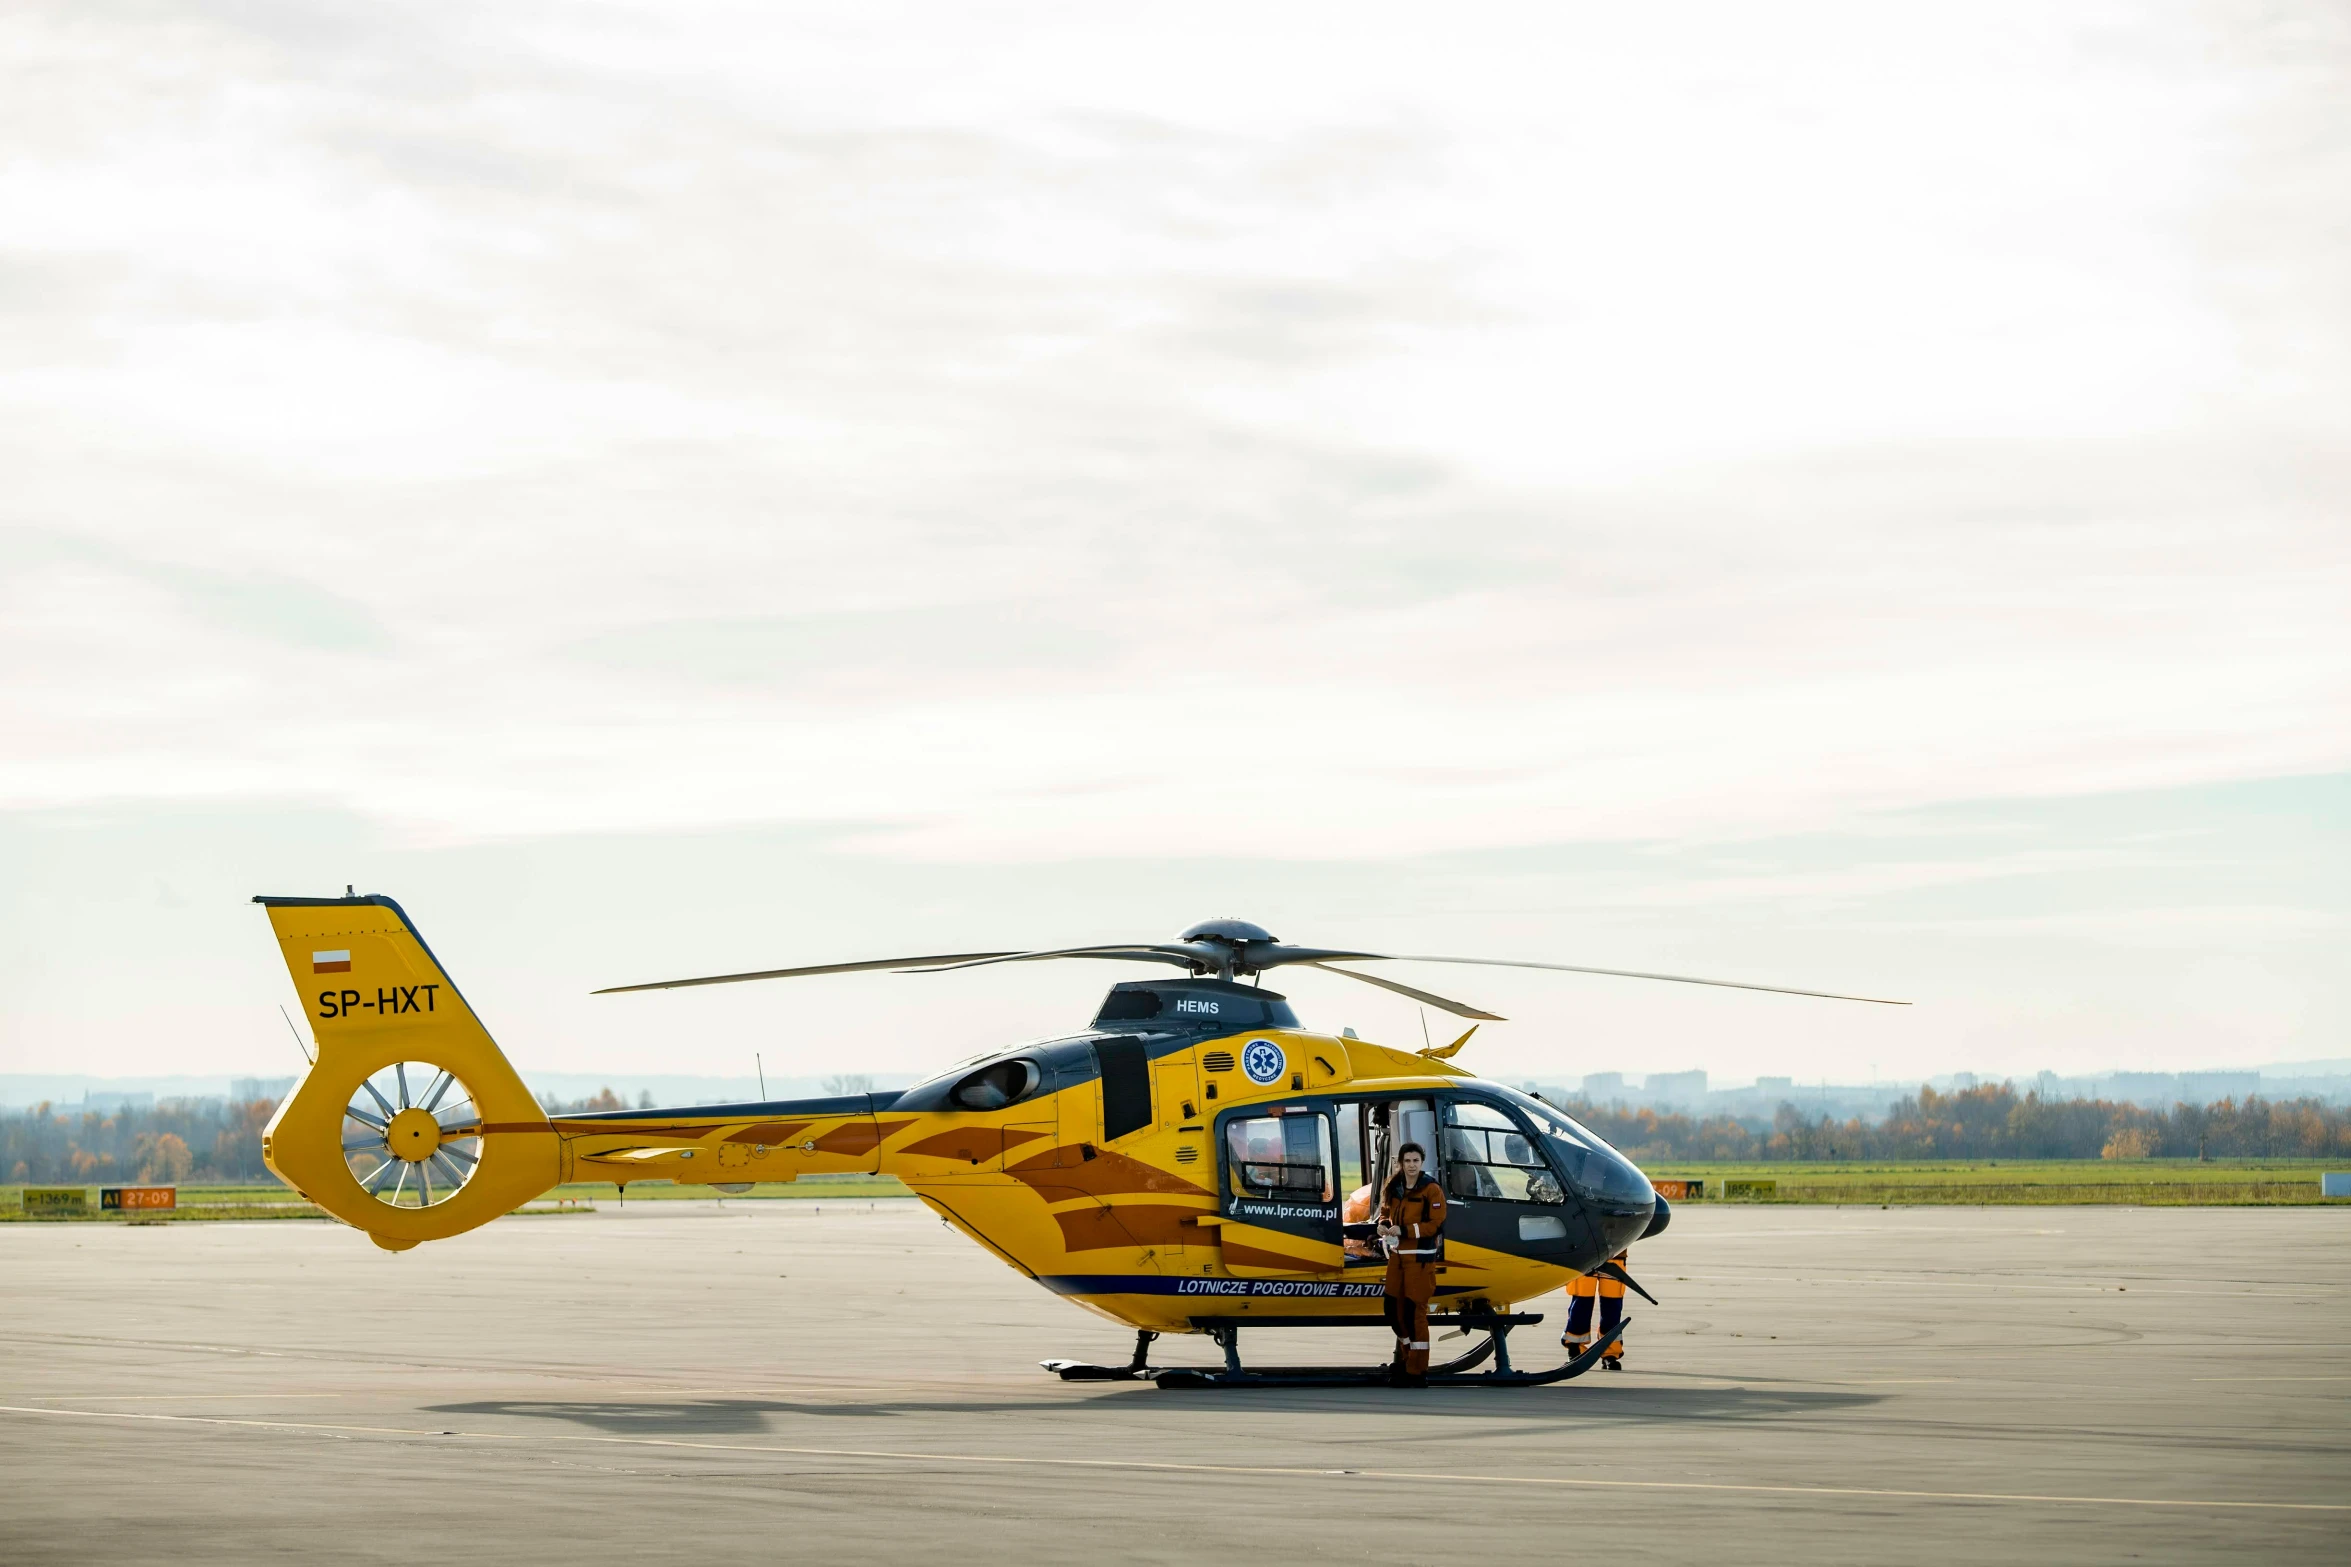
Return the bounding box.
[1216,1105,1342,1276]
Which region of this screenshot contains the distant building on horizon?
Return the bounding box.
[231,1076,297,1103]
[81,1090,153,1113]
[1644,1069,1707,1107]
[1581,1071,1626,1099]
[2178,1070,2259,1103]
[2105,1072,2181,1107]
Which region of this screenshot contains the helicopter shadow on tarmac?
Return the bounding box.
[424,1396,1094,1432]
[425,1383,1882,1436]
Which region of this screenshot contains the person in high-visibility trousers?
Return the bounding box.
[1378,1142,1446,1387]
[1563,1250,1629,1370]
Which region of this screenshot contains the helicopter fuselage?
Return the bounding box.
[252,898,1669,1342]
[555,977,1662,1331]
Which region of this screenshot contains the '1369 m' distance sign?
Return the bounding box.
[1241,1038,1286,1086]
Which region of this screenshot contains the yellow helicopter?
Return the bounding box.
[254,894,1903,1387]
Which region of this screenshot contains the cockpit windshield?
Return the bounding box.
[1491,1083,1655,1212]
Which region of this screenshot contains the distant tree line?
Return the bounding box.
[536,1087,653,1113]
[3,1099,276,1185]
[1555,1083,2351,1163]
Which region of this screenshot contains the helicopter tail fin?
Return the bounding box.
[254,894,558,1250]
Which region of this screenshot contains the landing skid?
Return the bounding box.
[1043,1329,1165,1382]
[1042,1312,1629,1389]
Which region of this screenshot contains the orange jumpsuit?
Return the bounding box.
[1379,1172,1448,1377]
[1343,1184,1375,1258]
[1565,1249,1628,1360]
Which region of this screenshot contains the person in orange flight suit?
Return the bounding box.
[1378,1142,1447,1388]
[1562,1249,1629,1370]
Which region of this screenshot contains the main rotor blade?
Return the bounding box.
[594,952,1024,994]
[1301,962,1505,1021]
[1246,945,1390,967]
[905,945,1205,974]
[1386,956,1909,1007]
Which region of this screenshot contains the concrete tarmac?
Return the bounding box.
[3,1202,2346,1564]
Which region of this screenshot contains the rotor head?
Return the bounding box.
[1172,918,1281,979]
[1179,918,1277,944]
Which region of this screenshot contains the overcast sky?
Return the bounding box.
[3,3,2345,1090]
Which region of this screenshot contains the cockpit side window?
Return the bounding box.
[1440,1098,1564,1204]
[949,1058,1042,1111]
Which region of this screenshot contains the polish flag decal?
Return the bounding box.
[311,950,352,974]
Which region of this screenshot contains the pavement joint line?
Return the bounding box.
[0,1332,881,1385]
[1667,1274,2326,1298]
[18,1400,347,1409]
[2,1403,2344,1515]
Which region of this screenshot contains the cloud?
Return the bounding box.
[569,604,1104,693]
[0,1,2342,867]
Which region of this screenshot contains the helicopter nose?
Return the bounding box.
[1597,1198,1654,1256]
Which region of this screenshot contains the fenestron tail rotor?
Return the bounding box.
[594,916,1908,1020]
[342,1062,483,1208]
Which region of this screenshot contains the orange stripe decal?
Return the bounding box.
[1050,1203,1217,1252]
[814,1121,882,1155]
[1006,1145,1207,1198]
[723,1122,814,1145]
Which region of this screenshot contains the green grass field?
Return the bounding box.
[0,1173,919,1221]
[6,1164,2344,1220]
[1648,1159,2348,1206]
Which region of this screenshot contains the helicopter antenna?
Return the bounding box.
[756,1052,767,1099]
[1419,1009,1431,1050]
[278,1004,314,1065]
